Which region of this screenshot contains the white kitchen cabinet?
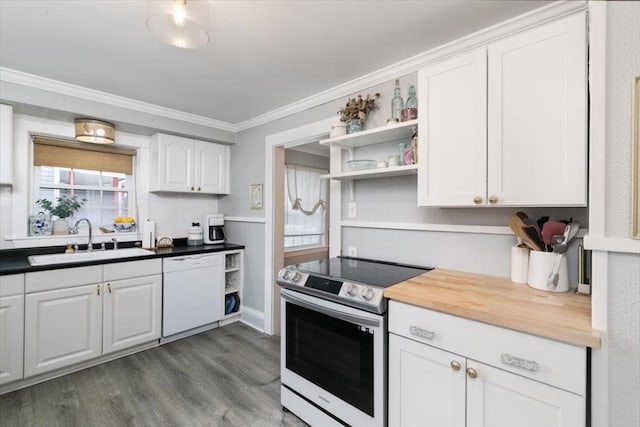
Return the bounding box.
[0,274,24,385]
[418,13,586,207]
[466,359,583,427]
[0,104,13,186]
[0,296,23,385]
[388,300,586,427]
[388,333,465,427]
[24,284,102,377]
[24,259,162,377]
[417,48,487,206]
[150,133,229,194]
[103,274,162,355]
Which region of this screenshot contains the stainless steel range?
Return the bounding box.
[278,256,431,427]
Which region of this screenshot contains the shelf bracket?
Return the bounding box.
[333,143,354,160]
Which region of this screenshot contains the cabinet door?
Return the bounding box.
[388,334,466,427]
[0,104,13,185]
[0,295,24,384]
[418,48,487,206]
[194,141,228,194]
[25,284,102,377]
[157,134,194,191]
[466,359,584,427]
[487,13,587,206]
[103,275,162,355]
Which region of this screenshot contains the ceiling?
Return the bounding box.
[0,1,553,126]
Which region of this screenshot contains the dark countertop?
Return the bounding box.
[0,242,245,276]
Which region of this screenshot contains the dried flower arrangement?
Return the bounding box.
[338,93,381,123]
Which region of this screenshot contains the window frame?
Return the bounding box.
[32,166,135,229]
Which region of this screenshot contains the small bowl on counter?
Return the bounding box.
[113,222,136,232]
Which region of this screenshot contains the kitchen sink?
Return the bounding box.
[28,248,155,266]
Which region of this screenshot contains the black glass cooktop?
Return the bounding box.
[296,256,431,288]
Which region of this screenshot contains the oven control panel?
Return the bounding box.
[338,282,383,306]
[277,266,384,309]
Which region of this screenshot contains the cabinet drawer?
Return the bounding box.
[104,259,162,281]
[0,274,24,297]
[26,266,102,293]
[389,300,586,394]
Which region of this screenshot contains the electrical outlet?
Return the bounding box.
[348,202,357,218]
[348,246,357,257]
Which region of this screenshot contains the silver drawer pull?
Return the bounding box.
[501,353,539,372]
[410,326,435,340]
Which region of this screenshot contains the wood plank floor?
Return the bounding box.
[0,323,307,427]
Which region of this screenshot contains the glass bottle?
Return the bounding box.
[402,85,418,121]
[391,79,404,122]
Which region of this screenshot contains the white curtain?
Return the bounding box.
[285,164,327,215]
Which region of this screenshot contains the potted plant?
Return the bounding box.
[36,195,87,235]
[338,92,380,134]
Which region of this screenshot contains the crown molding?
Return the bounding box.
[235,0,586,131]
[0,67,237,133]
[1,1,585,134]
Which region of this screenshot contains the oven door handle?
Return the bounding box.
[282,290,380,327]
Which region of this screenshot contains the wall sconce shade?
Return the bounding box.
[74,119,115,144]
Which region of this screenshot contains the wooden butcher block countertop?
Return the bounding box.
[384,268,601,349]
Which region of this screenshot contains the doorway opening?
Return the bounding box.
[264,116,337,335]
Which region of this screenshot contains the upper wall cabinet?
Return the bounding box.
[0,104,13,186]
[150,133,230,194]
[418,13,587,207]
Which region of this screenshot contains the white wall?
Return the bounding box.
[601,3,640,426]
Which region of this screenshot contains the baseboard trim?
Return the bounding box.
[239,305,265,333]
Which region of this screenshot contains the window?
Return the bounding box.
[34,167,131,227]
[284,164,328,249]
[32,135,136,229]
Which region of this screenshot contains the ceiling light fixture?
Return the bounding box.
[74,119,115,144]
[146,0,210,49]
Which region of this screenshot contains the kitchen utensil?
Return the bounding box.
[542,221,566,251]
[536,216,550,232]
[546,222,574,289]
[522,217,544,246]
[565,221,580,243]
[546,243,568,289]
[509,215,544,251]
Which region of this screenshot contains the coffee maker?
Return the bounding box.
[203,214,226,244]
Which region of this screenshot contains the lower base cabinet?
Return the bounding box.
[388,300,586,427]
[389,334,583,427]
[24,260,162,378]
[25,284,102,377]
[103,275,162,355]
[0,294,24,385]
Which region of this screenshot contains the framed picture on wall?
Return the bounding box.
[633,76,640,239]
[250,183,263,210]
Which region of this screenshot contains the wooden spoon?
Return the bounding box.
[509,215,544,251]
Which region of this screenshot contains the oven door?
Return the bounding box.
[280,288,386,427]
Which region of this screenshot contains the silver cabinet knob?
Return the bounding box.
[450,360,461,371]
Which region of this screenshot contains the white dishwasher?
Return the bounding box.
[162,253,224,337]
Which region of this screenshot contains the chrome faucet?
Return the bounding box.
[72,218,93,252]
